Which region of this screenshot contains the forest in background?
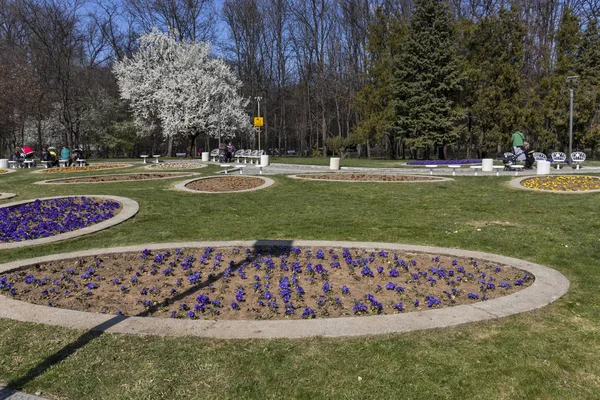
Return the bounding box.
[1,0,600,159]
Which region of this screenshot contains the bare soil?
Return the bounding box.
[46,172,192,184]
[2,247,533,320]
[297,173,445,182]
[185,176,265,192]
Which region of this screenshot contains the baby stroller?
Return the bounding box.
[504,147,533,170]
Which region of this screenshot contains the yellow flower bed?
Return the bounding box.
[0,170,7,174]
[522,175,600,191]
[39,164,130,174]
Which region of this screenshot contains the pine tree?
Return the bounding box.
[353,7,405,158]
[465,8,525,156]
[576,18,600,156]
[392,0,463,159]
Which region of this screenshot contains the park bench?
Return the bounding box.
[570,151,586,170]
[249,150,264,164]
[469,165,483,175]
[424,165,438,175]
[59,159,70,168]
[210,149,221,162]
[40,160,53,168]
[447,165,461,176]
[233,149,245,163]
[75,159,86,167]
[175,152,186,157]
[241,149,252,163]
[551,152,567,169]
[8,160,22,169]
[532,152,547,164]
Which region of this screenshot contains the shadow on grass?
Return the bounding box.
[2,240,293,397]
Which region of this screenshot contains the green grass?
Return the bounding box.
[1,163,600,399]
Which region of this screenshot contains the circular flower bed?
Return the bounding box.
[516,175,600,192]
[407,159,482,166]
[38,164,130,174]
[175,175,274,193]
[37,172,194,184]
[0,196,121,243]
[0,246,533,320]
[293,173,450,182]
[146,162,207,170]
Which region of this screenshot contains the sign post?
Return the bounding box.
[254,97,262,150]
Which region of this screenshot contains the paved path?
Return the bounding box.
[0,387,49,400]
[218,161,600,176]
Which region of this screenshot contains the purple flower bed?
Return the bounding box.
[407,159,482,165]
[0,197,121,243]
[1,246,534,320]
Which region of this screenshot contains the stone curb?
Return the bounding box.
[29,164,134,174]
[0,195,139,250]
[0,240,569,339]
[288,173,454,183]
[0,193,17,200]
[509,175,600,194]
[173,175,275,194]
[34,172,197,185]
[144,162,208,170]
[0,386,49,400]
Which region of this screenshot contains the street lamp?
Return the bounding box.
[254,96,262,150]
[566,75,579,157]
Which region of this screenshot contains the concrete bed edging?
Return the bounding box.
[0,195,139,250]
[0,193,17,200]
[173,175,275,193]
[0,240,569,339]
[289,173,454,183]
[509,175,600,194]
[34,172,198,185]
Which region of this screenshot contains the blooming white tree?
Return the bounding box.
[113,30,251,155]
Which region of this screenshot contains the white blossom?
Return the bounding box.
[114,30,251,141]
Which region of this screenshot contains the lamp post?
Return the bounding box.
[566,75,579,157]
[254,96,262,150]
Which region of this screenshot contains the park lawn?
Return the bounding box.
[0,163,599,399]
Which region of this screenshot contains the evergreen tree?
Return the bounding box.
[523,8,579,153]
[576,18,600,157]
[353,7,405,158]
[392,0,463,159]
[465,8,524,156]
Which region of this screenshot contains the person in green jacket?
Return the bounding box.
[512,131,525,155]
[60,146,72,166]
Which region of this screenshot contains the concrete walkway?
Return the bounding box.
[0,387,49,400]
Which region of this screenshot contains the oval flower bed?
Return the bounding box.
[0,246,533,320]
[146,162,207,170]
[179,175,273,193]
[519,175,600,192]
[407,159,482,166]
[294,173,449,182]
[38,172,194,184]
[0,196,121,243]
[39,164,130,174]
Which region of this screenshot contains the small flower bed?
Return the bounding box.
[0,247,533,320]
[407,159,482,166]
[0,169,7,174]
[42,172,192,184]
[185,176,265,192]
[146,162,206,170]
[521,176,600,192]
[0,197,121,243]
[296,174,446,182]
[39,164,130,173]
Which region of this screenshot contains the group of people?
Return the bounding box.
[511,131,535,169]
[10,145,84,167]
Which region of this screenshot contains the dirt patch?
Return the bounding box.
[39,164,130,174]
[0,246,533,320]
[296,173,448,182]
[185,176,266,192]
[42,172,193,184]
[521,176,600,192]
